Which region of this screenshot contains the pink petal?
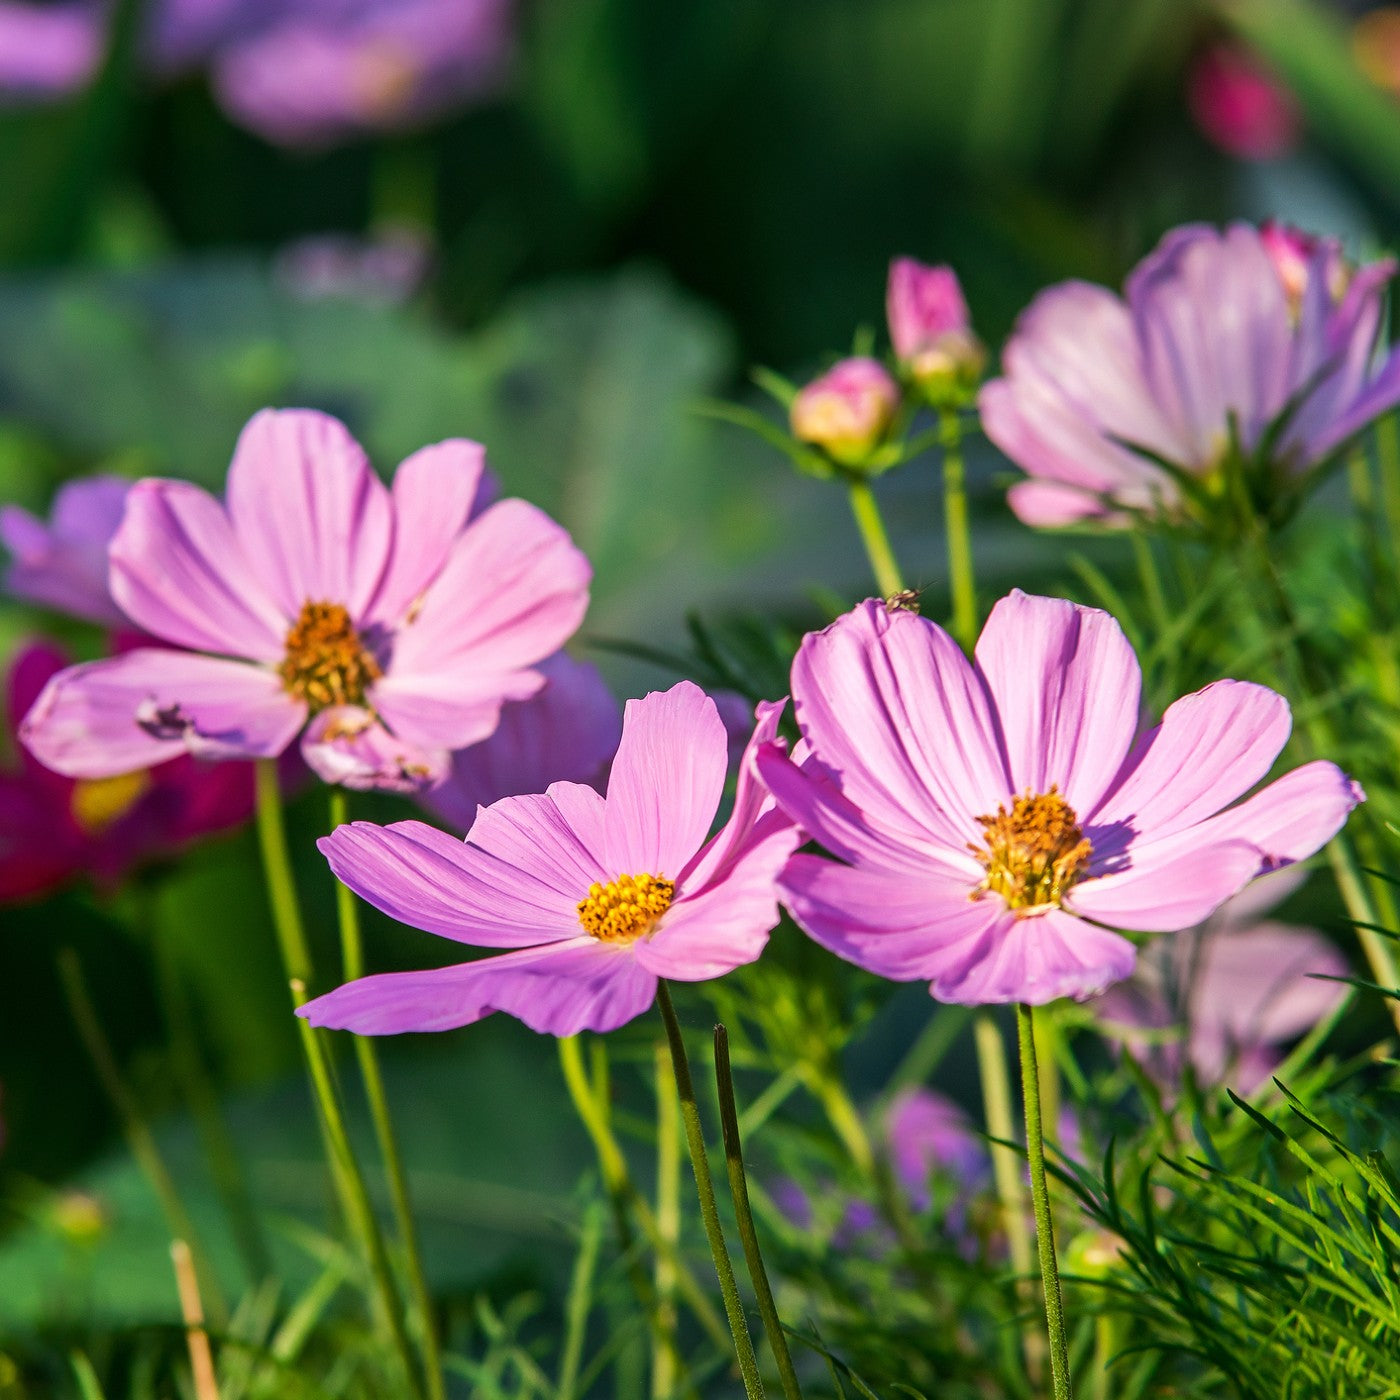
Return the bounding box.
[297,937,658,1036]
[386,496,591,686]
[320,817,584,948]
[20,649,304,777]
[109,479,288,660]
[974,591,1141,815]
[792,599,1009,851]
[463,785,609,903]
[371,667,544,753]
[932,907,1137,1006]
[300,705,447,793]
[602,682,728,878]
[1067,834,1265,932]
[225,409,393,621]
[1004,480,1112,528]
[1180,760,1364,866]
[1089,680,1291,838]
[368,439,492,628]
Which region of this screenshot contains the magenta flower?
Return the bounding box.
[1,476,132,627]
[790,357,900,468]
[20,408,590,793]
[0,640,257,901]
[298,683,802,1038]
[1096,869,1348,1093]
[422,652,621,832]
[886,258,984,402]
[979,222,1400,529]
[1186,43,1301,162]
[0,2,100,100]
[757,592,1363,1006]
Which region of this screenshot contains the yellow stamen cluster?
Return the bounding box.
[970,786,1092,917]
[578,873,675,944]
[279,601,382,712]
[70,770,153,835]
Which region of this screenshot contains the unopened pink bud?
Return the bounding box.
[1186,43,1300,162]
[790,357,899,467]
[886,257,984,403]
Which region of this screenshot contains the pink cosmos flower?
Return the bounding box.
[1096,869,1347,1092]
[886,258,985,400]
[790,357,900,468]
[0,2,101,100]
[757,592,1363,1006]
[298,683,802,1038]
[422,652,621,832]
[1,640,256,901]
[1,476,132,627]
[979,222,1400,529]
[1186,43,1301,162]
[19,408,590,793]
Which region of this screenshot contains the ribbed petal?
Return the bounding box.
[975,591,1141,815]
[109,479,287,660]
[602,682,728,878]
[1004,479,1113,528]
[298,938,658,1037]
[20,648,304,777]
[320,816,582,947]
[1090,679,1292,841]
[371,667,544,754]
[225,408,394,621]
[792,600,1009,851]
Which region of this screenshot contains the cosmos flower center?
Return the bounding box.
[970,786,1092,917]
[70,770,153,835]
[279,601,382,713]
[578,873,675,944]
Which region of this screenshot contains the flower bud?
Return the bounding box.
[790,357,899,467]
[886,258,985,404]
[1186,43,1300,162]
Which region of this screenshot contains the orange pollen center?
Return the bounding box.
[279,601,382,713]
[970,786,1092,916]
[578,873,674,944]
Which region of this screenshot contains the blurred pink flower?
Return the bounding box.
[790,357,899,468]
[300,684,801,1038]
[886,258,984,401]
[0,2,100,99]
[759,592,1362,1006]
[274,227,432,307]
[1,476,132,627]
[1096,869,1348,1092]
[1186,43,1301,162]
[20,409,590,793]
[0,639,257,901]
[981,223,1400,528]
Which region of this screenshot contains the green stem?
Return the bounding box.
[714,1026,803,1400]
[656,984,766,1400]
[653,1043,682,1400]
[940,409,979,652]
[1376,412,1400,559]
[58,949,229,1328]
[253,761,312,988]
[973,1013,1034,1290]
[290,981,425,1400]
[1016,1004,1073,1400]
[328,790,445,1400]
[845,477,905,597]
[1130,534,1170,639]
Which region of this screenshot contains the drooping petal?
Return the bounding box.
[1067,833,1265,932]
[109,479,288,660]
[602,682,728,878]
[791,600,1009,850]
[1004,479,1116,528]
[320,816,586,948]
[1089,680,1292,839]
[301,705,447,793]
[297,937,658,1037]
[225,408,394,621]
[20,649,305,777]
[367,438,493,628]
[974,591,1142,815]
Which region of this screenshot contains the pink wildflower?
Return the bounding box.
[19,409,590,792]
[886,258,984,401]
[790,358,899,468]
[298,683,802,1038]
[757,592,1363,1005]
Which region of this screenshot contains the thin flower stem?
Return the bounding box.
[253,761,313,987]
[654,1043,682,1400]
[973,1014,1034,1305]
[328,789,446,1400]
[1016,1003,1073,1400]
[656,983,767,1400]
[1130,534,1170,639]
[940,409,979,652]
[846,477,905,598]
[170,1240,222,1400]
[57,949,229,1328]
[290,979,425,1400]
[714,1026,803,1400]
